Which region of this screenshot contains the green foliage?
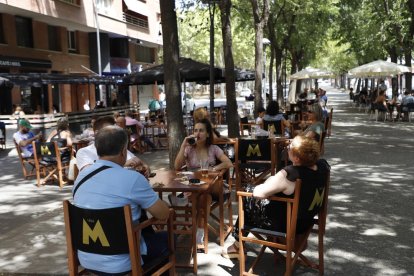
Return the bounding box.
[333,0,414,67]
[177,1,255,69]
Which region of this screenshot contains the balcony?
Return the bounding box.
[123,13,149,29]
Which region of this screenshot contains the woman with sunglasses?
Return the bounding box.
[223,135,330,259]
[302,103,325,142]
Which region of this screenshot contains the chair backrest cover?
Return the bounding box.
[237,138,272,162]
[34,141,58,158]
[126,124,139,135]
[67,202,129,255]
[263,120,283,135]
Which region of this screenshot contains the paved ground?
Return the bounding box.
[1,84,414,275]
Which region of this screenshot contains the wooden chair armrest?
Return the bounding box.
[133,209,175,232]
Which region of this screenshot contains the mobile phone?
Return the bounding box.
[148,172,156,178]
[189,178,200,184]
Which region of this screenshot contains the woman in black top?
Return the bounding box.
[223,135,330,259]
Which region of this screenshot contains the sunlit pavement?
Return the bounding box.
[1,84,414,275]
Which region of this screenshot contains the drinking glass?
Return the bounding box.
[200,160,209,178]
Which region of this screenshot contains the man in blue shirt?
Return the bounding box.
[73,125,170,274]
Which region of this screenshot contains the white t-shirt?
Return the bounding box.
[76,143,135,170]
[13,131,35,157]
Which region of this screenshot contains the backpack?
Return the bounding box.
[149,100,160,111]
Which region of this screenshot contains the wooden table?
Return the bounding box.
[149,170,219,274]
[71,139,90,152]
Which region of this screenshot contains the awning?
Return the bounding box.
[0,56,52,69]
[123,57,255,85]
[123,0,149,16]
[0,73,123,86]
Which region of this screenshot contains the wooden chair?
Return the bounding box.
[32,141,73,188]
[208,167,233,247]
[319,131,327,156]
[154,124,168,148]
[14,139,36,179]
[238,171,331,276]
[234,138,275,192]
[324,108,333,138]
[63,200,176,276]
[239,117,251,136]
[126,124,147,153]
[263,120,284,136]
[272,138,291,173]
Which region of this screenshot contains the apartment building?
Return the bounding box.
[0,0,161,115]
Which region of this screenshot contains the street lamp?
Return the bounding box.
[92,0,102,76]
[263,38,271,107]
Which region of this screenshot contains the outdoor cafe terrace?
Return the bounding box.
[0,85,413,275]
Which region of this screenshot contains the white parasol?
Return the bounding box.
[348,60,411,78]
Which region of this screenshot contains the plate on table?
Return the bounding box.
[177,171,193,176]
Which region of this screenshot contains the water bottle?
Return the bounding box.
[251,125,256,138]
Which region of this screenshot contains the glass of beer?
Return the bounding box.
[200,159,209,178]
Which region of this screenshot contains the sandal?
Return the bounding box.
[221,242,242,259]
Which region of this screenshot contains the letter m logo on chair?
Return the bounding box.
[246,144,262,157]
[308,188,325,211]
[82,219,110,246]
[40,145,52,155]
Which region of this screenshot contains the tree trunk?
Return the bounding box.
[404,49,412,92]
[268,44,274,102]
[160,0,185,169]
[404,0,414,92]
[389,47,399,98]
[250,0,269,117]
[219,0,239,138]
[275,47,283,107]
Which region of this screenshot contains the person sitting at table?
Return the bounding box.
[46,117,73,161]
[115,115,126,129]
[302,103,325,142]
[223,135,330,259]
[263,100,291,136]
[255,106,266,128]
[76,116,150,177]
[374,90,389,120]
[401,90,414,121]
[73,125,170,274]
[174,118,233,247]
[47,117,73,147]
[13,118,43,158]
[125,110,157,150]
[193,107,231,143]
[80,115,97,142]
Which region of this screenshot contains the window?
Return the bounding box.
[48,25,61,51]
[96,0,112,13]
[124,13,149,29]
[135,45,154,63]
[15,16,33,48]
[0,14,5,44]
[67,31,77,53]
[57,0,81,5]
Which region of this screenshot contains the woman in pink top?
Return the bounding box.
[174,118,233,247]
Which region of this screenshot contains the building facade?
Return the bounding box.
[0,0,161,115]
